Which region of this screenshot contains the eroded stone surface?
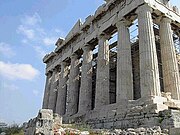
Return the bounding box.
[40,0,180,130]
[24,109,56,135]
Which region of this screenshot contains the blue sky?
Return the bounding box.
[0,0,179,125]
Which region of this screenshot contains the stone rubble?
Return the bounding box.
[54,126,170,135]
[24,109,180,135]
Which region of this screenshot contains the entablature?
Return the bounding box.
[43,52,56,63]
[44,0,180,74]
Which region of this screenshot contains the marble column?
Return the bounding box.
[116,19,133,101]
[95,33,110,108]
[160,17,180,100]
[56,61,69,115]
[48,68,58,112]
[78,45,93,113]
[136,5,161,98]
[66,53,80,115]
[42,72,52,109]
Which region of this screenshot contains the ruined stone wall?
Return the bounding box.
[40,0,180,130]
[24,109,62,135]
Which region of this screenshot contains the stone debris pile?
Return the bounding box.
[24,109,180,135]
[52,126,170,135]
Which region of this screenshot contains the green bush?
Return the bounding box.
[2,124,23,135]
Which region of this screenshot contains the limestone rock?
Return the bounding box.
[80,131,90,135]
[135,127,146,133]
[113,129,122,134]
[25,109,58,135]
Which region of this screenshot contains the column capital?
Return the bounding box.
[82,44,93,52]
[136,4,152,14]
[70,53,79,60]
[97,32,111,40]
[61,61,68,67]
[116,18,132,28]
[161,16,172,23]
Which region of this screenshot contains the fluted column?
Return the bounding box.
[42,72,52,109]
[160,17,180,100]
[48,68,58,112]
[56,62,69,115]
[116,19,133,101]
[78,45,93,113]
[95,33,110,108]
[66,53,80,115]
[136,5,161,98]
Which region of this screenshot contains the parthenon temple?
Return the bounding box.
[42,0,180,129]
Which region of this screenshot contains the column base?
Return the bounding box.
[62,96,180,129]
[164,100,180,109]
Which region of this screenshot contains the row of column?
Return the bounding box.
[136,4,180,100]
[42,4,180,116]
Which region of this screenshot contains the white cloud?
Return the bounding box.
[17,25,35,39]
[21,13,41,26]
[17,13,65,44]
[17,13,50,43]
[0,61,39,80]
[17,13,67,58]
[17,13,41,41]
[0,42,15,58]
[43,37,57,46]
